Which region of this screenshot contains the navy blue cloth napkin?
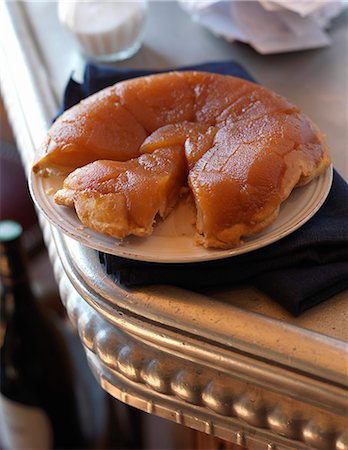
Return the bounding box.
[62,62,348,316]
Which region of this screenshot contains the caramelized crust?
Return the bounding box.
[189,113,330,248]
[32,87,147,175]
[54,146,187,239]
[33,71,331,247]
[115,72,196,133]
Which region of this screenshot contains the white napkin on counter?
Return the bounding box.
[179,0,346,54]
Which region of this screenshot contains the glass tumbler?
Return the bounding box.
[58,0,148,62]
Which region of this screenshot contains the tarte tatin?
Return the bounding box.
[32,71,331,249]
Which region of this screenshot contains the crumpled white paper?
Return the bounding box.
[179,0,346,54]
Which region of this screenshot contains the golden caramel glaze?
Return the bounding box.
[54,146,187,239]
[33,87,147,175]
[185,71,258,124]
[139,122,210,153]
[217,85,299,124]
[33,71,331,247]
[115,72,196,133]
[189,112,330,248]
[139,121,219,170]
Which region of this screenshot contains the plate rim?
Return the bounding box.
[29,165,333,264]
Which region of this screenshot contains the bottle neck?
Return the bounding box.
[0,230,28,274]
[0,236,35,309]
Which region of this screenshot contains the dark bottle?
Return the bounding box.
[0,220,85,449]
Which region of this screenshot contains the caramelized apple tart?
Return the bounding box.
[33,72,331,248]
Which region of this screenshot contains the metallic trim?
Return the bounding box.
[52,259,347,450]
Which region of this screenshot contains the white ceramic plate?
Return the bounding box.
[30,166,333,263]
